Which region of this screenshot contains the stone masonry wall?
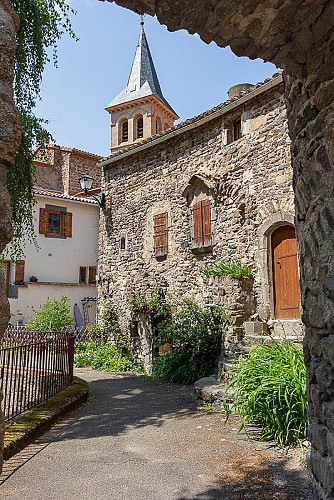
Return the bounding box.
[99,81,296,369]
[287,68,334,497]
[35,146,101,195]
[0,0,20,474]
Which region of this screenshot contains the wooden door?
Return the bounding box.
[272,225,301,319]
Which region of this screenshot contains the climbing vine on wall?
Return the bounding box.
[8,0,77,259]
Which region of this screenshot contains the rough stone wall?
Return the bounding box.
[101,4,334,495]
[104,0,330,76]
[67,151,101,195]
[99,82,295,368]
[35,146,101,195]
[287,69,334,497]
[0,0,20,474]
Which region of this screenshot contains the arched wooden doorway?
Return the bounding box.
[272,225,301,319]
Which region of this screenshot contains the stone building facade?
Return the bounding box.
[1,0,333,495]
[34,144,101,195]
[98,73,302,371]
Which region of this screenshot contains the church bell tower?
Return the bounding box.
[105,19,179,152]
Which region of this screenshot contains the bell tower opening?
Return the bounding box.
[105,18,179,152]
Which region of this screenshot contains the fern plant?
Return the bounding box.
[203,260,252,279]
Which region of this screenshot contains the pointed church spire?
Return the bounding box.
[106,22,177,117]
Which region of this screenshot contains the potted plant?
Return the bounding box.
[29,275,38,282]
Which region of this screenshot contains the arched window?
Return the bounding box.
[120,236,126,250]
[136,116,143,139]
[156,117,162,134]
[121,120,128,142]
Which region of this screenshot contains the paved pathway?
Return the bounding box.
[1,368,309,499]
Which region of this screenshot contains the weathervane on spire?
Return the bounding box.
[140,14,145,28]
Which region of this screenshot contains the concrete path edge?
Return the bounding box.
[3,376,89,460]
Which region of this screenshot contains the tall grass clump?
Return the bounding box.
[226,339,307,446]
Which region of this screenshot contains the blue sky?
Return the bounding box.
[34,0,278,157]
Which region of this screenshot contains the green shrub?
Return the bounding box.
[100,301,130,356]
[27,295,74,332]
[203,260,252,279]
[153,299,229,385]
[226,339,307,446]
[74,341,144,374]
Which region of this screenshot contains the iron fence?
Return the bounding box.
[0,336,74,421]
[1,326,115,347]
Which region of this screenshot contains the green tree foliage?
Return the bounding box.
[9,0,76,258]
[27,295,74,332]
[153,299,230,385]
[226,339,307,446]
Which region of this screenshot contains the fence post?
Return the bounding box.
[68,336,75,383]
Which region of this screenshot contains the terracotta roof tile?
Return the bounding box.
[33,188,99,205]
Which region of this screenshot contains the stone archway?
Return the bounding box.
[1,0,333,495]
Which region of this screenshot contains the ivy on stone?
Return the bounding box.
[9,0,77,259]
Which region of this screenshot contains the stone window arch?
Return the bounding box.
[182,174,217,253]
[119,233,127,253]
[120,119,129,143]
[156,117,162,134]
[257,211,298,321]
[135,115,143,139]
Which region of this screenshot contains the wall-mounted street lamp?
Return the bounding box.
[79,174,105,209]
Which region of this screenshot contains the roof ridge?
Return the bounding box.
[101,72,283,165]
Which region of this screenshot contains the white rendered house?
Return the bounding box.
[3,145,101,326]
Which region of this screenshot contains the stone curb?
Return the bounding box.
[3,376,89,460]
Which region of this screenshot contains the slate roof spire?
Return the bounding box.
[106,20,177,116]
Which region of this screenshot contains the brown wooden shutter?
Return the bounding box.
[64,212,72,238]
[15,260,25,283]
[39,208,48,234]
[88,266,97,284]
[193,202,203,248]
[154,213,168,256]
[202,200,212,246]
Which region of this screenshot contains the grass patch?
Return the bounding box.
[225,338,307,447]
[74,341,144,374]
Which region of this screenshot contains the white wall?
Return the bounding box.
[22,196,99,283]
[6,194,99,325]
[9,283,97,326]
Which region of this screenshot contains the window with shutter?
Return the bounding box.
[64,212,72,238]
[88,266,97,284]
[39,208,48,234]
[154,213,168,257]
[15,260,25,284]
[233,119,241,141]
[40,205,72,238]
[3,260,10,295]
[192,199,212,249]
[79,267,87,284]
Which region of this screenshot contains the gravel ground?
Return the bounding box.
[0,368,311,499]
